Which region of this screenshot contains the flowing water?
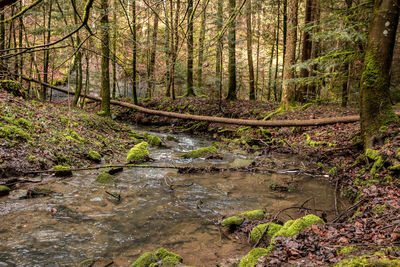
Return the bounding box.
[0,127,348,266]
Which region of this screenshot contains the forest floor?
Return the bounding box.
[1,91,400,266]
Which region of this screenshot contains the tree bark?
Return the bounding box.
[272,0,280,102]
[297,0,312,102]
[132,0,138,104]
[41,0,52,101]
[147,12,159,98]
[99,0,111,116]
[112,0,117,100]
[186,0,195,96]
[280,0,298,110]
[226,0,237,100]
[360,0,400,148]
[196,0,207,90]
[246,0,255,100]
[216,0,223,100]
[73,2,83,107]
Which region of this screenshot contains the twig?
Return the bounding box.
[105,191,121,201]
[331,199,365,223]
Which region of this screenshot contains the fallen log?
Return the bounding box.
[21,76,400,127]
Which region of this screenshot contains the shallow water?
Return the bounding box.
[0,128,348,266]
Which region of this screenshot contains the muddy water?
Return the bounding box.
[0,128,348,266]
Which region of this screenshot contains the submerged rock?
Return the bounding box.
[126,142,149,163]
[95,173,116,184]
[182,146,217,158]
[105,166,123,175]
[0,185,10,196]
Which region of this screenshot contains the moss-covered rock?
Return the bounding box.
[249,223,283,244]
[365,149,380,161]
[182,146,217,158]
[129,252,157,267]
[155,248,183,263]
[272,214,324,241]
[221,216,244,227]
[144,133,164,147]
[238,247,271,267]
[126,142,149,163]
[240,210,266,220]
[88,150,101,163]
[52,165,72,177]
[95,173,115,184]
[0,185,11,196]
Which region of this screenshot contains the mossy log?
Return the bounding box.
[19,76,400,127]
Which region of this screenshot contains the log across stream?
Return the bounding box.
[0,126,349,266]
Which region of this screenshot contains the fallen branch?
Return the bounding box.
[18,75,400,128]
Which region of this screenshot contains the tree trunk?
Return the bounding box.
[341,0,352,107]
[147,12,159,98]
[185,0,195,96]
[196,0,207,90]
[281,0,287,77]
[307,0,319,99]
[246,0,255,100]
[99,0,111,116]
[255,10,260,99]
[41,0,52,101]
[280,0,298,109]
[226,0,236,100]
[215,0,223,100]
[272,0,280,102]
[132,0,138,104]
[112,0,117,100]
[164,0,171,97]
[360,0,399,148]
[297,0,312,102]
[267,30,276,101]
[73,4,83,107]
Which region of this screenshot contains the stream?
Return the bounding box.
[0,127,348,266]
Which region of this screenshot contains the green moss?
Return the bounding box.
[272,215,324,242]
[95,173,115,184]
[365,149,380,161]
[67,130,84,142]
[337,246,358,256]
[145,133,163,147]
[304,133,336,147]
[221,216,244,227]
[155,248,183,264]
[0,185,11,196]
[129,130,145,140]
[317,162,326,169]
[166,135,178,142]
[389,164,400,172]
[329,166,338,176]
[372,204,387,215]
[126,142,149,163]
[52,165,72,177]
[28,155,38,163]
[250,223,283,244]
[334,255,400,267]
[182,146,217,158]
[0,123,32,142]
[129,252,157,267]
[370,156,384,176]
[160,256,181,266]
[240,210,266,220]
[88,150,101,162]
[238,248,271,267]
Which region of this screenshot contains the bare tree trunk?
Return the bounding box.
[267,30,276,101]
[226,0,237,100]
[272,0,280,102]
[216,0,223,101]
[73,2,83,107]
[307,0,319,99]
[147,12,159,98]
[297,0,312,102]
[99,0,111,116]
[196,0,207,90]
[246,0,255,100]
[280,0,298,109]
[132,0,138,104]
[360,0,399,148]
[185,0,195,96]
[255,9,260,99]
[164,0,171,97]
[41,0,52,101]
[112,0,117,100]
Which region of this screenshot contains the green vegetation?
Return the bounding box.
[337,245,358,256]
[130,248,182,267]
[95,172,116,184]
[182,146,217,158]
[126,142,149,163]
[272,214,324,240]
[0,185,11,196]
[240,210,266,220]
[88,150,102,162]
[335,255,400,267]
[239,247,272,267]
[221,216,244,227]
[52,165,72,177]
[249,223,283,244]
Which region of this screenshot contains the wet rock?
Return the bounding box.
[269,183,289,192]
[8,189,28,199]
[95,173,116,184]
[0,185,10,196]
[52,165,72,177]
[88,150,102,163]
[105,166,123,175]
[229,158,254,168]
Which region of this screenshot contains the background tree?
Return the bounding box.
[99,0,110,117]
[226,0,236,100]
